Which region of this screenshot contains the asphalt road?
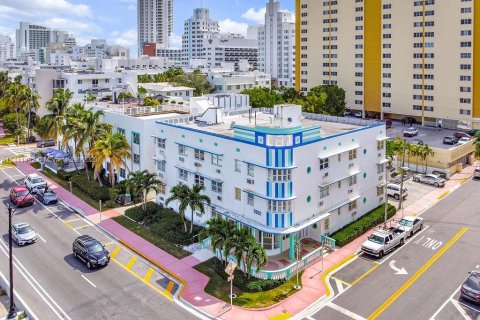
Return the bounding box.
[302,178,480,320]
[0,166,202,320]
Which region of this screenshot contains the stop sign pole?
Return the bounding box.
[225,261,237,308]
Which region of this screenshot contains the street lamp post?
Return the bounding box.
[398,166,409,219]
[6,204,16,320]
[294,239,301,290]
[384,165,389,229]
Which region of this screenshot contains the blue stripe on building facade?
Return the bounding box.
[275,214,279,228]
[281,214,285,228]
[281,183,285,198]
[289,212,293,227]
[266,212,270,227]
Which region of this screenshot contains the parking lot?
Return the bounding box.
[387,176,436,210]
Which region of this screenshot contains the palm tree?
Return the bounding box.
[63,103,86,174]
[405,142,414,168]
[165,184,190,232]
[3,83,29,132]
[23,87,40,139]
[0,71,10,97]
[225,228,251,276]
[245,238,268,279]
[43,89,74,144]
[127,170,163,211]
[185,184,211,234]
[88,132,131,187]
[422,144,435,173]
[474,132,480,161]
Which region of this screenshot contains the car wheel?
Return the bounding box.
[400,239,404,246]
[409,231,413,237]
[87,261,92,269]
[434,183,439,187]
[394,194,400,200]
[378,251,384,258]
[420,224,424,230]
[413,177,419,182]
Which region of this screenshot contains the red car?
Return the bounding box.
[10,186,34,207]
[453,132,472,140]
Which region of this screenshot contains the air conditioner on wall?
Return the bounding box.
[247,179,254,184]
[216,169,221,174]
[323,172,329,178]
[194,162,202,167]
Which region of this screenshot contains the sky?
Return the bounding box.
[0,0,294,55]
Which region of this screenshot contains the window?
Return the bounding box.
[235,188,241,201]
[133,154,140,164]
[247,164,254,177]
[133,133,140,144]
[377,164,385,174]
[211,154,222,166]
[211,181,222,194]
[320,158,329,170]
[157,161,165,172]
[268,169,292,182]
[377,140,385,150]
[117,128,125,136]
[157,138,166,149]
[235,159,241,172]
[349,149,357,160]
[178,145,187,156]
[348,175,357,186]
[179,169,188,181]
[194,174,204,187]
[194,149,205,161]
[268,200,291,212]
[247,193,254,206]
[120,168,126,178]
[349,200,357,211]
[320,186,329,199]
[377,186,384,197]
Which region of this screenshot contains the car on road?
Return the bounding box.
[9,186,34,207]
[466,129,479,137]
[72,235,110,269]
[453,132,472,140]
[37,139,56,148]
[12,222,37,246]
[460,270,480,304]
[413,139,424,145]
[474,168,480,179]
[403,127,418,137]
[24,173,47,193]
[36,188,58,205]
[361,227,407,258]
[457,137,472,145]
[386,183,408,200]
[443,136,458,145]
[431,170,448,180]
[412,173,446,187]
[398,216,424,237]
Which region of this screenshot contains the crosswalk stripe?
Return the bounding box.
[327,302,367,320]
[144,268,154,283]
[110,246,122,259]
[126,256,137,269]
[335,278,345,294]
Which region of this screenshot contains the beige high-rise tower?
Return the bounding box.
[296,0,480,129]
[137,0,174,55]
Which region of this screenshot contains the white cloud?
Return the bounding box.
[218,19,249,36]
[0,0,91,18]
[44,18,99,33]
[241,7,266,25]
[127,4,136,11]
[114,29,137,46]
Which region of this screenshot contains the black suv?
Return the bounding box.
[72,235,110,269]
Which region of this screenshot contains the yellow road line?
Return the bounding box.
[103,241,115,247]
[144,268,154,283]
[64,218,81,223]
[322,254,357,297]
[72,224,90,230]
[460,178,468,185]
[351,263,381,286]
[436,190,450,200]
[111,258,173,301]
[126,256,137,270]
[368,227,468,320]
[110,246,122,259]
[165,281,175,297]
[331,276,353,287]
[64,222,75,231]
[268,313,291,320]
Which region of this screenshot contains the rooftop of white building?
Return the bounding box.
[141,82,195,92]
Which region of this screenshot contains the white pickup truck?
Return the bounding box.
[361,227,407,258]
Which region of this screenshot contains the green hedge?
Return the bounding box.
[330,204,397,247]
[31,161,41,169]
[70,174,111,202]
[57,169,73,181]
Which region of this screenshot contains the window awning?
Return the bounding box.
[376,136,390,142]
[319,169,361,188]
[152,157,165,163]
[174,165,223,183]
[242,160,297,170]
[328,195,361,213]
[175,142,223,156]
[242,189,297,201]
[377,159,389,165]
[318,145,360,159]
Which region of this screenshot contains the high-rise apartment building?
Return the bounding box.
[0,35,15,62]
[182,8,220,64]
[258,0,295,87]
[296,0,480,129]
[16,22,51,55]
[204,35,258,71]
[137,0,174,55]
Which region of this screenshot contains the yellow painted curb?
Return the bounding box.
[144,267,154,282]
[436,190,450,200]
[321,254,357,297]
[119,239,187,297]
[460,178,468,185]
[268,312,292,320]
[126,256,137,269]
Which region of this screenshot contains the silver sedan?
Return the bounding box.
[412,173,446,187]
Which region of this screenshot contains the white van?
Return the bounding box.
[386,183,408,200]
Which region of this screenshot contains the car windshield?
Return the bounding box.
[368,235,385,244]
[87,243,104,253]
[15,190,29,197]
[18,226,33,234]
[399,219,413,227]
[465,272,480,291]
[32,178,44,184]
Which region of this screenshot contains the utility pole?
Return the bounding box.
[294,238,301,290]
[384,164,389,229]
[7,204,16,319]
[398,140,407,211]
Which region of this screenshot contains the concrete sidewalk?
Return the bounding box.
[13,161,476,320]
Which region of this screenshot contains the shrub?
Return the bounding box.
[125,202,161,221]
[70,174,110,202]
[2,113,27,132]
[330,204,397,247]
[57,169,72,181]
[31,162,41,169]
[105,200,116,208]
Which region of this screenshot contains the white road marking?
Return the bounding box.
[429,285,462,320]
[0,269,40,320]
[451,299,472,320]
[327,302,367,320]
[389,260,408,275]
[36,232,47,243]
[476,265,479,269]
[81,275,97,288]
[457,300,480,313]
[335,278,345,294]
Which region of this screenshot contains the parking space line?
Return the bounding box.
[110,246,122,259]
[144,267,154,282]
[126,256,137,270]
[36,233,47,243]
[451,299,471,320]
[350,263,381,287]
[103,241,115,247]
[331,276,352,287]
[165,281,175,297]
[457,300,480,314]
[429,285,462,319]
[81,275,97,288]
[64,218,81,223]
[72,224,90,230]
[368,227,468,320]
[327,302,367,320]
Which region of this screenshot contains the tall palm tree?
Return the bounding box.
[127,170,163,211]
[43,89,74,144]
[63,103,86,174]
[23,87,40,139]
[165,184,190,232]
[245,238,268,279]
[474,132,480,161]
[422,144,435,173]
[0,71,10,97]
[88,132,131,187]
[185,184,211,234]
[225,228,251,275]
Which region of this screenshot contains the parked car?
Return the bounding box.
[398,216,424,237]
[443,137,458,145]
[72,235,110,269]
[37,139,56,148]
[460,270,480,304]
[431,170,447,180]
[453,132,472,140]
[381,119,392,129]
[413,139,424,145]
[36,188,58,205]
[403,117,416,125]
[458,137,472,145]
[24,173,47,193]
[9,186,34,207]
[386,183,408,200]
[354,111,362,118]
[466,129,479,137]
[361,227,407,258]
[413,173,446,187]
[403,127,418,137]
[12,222,37,246]
[474,168,480,179]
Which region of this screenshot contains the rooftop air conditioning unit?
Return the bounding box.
[318,201,324,207]
[217,196,222,201]
[348,189,353,194]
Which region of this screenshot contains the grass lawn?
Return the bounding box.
[0,134,15,146]
[42,169,103,211]
[194,260,303,308]
[113,215,191,260]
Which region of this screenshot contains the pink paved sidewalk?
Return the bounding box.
[13,161,476,320]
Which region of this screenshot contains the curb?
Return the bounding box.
[321,254,357,297]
